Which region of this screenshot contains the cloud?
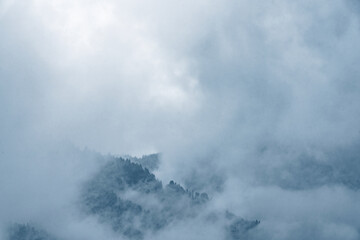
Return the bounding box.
[1,0,360,239]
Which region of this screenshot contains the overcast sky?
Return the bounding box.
[1,0,360,239]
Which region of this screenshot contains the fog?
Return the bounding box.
[1,0,360,239]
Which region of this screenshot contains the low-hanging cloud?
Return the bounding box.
[1,0,360,239]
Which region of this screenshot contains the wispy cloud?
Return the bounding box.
[1,0,360,239]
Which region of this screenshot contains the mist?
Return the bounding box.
[1,0,360,239]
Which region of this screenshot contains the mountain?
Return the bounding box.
[5,153,259,240]
[7,224,56,240]
[81,155,259,239]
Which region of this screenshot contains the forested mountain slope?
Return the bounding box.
[81,155,259,239]
[6,154,259,240]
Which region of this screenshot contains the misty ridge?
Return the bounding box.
[1,0,360,239]
[3,143,360,240]
[5,151,260,240]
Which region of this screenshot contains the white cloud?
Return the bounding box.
[1,0,360,239]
